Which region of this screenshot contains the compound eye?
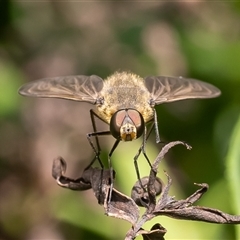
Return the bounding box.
[127,109,144,139]
[110,110,126,139]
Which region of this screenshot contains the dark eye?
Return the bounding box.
[127,109,144,139]
[110,109,145,140]
[110,110,126,139]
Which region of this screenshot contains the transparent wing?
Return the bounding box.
[18,75,104,104]
[144,76,221,106]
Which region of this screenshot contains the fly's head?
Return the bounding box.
[110,109,145,141]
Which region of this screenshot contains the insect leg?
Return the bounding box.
[133,109,160,178]
[86,130,112,204]
[134,121,154,166]
[90,109,102,152]
[141,109,161,166]
[154,109,161,143]
[107,139,120,202]
[86,130,111,168]
[85,109,110,168]
[133,121,155,192]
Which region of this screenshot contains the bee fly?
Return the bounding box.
[19,71,221,189]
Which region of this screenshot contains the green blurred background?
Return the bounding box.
[1,1,240,239]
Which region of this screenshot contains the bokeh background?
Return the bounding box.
[1,1,240,239]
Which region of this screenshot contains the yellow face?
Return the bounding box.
[120,122,137,141]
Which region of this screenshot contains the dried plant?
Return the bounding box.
[52,141,240,240]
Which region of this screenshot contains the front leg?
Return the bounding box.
[133,123,154,185]
[86,109,112,168]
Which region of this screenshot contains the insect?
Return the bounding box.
[19,71,221,185]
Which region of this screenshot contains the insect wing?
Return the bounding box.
[145,76,221,106]
[18,75,104,104]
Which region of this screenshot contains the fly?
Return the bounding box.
[18,71,221,189]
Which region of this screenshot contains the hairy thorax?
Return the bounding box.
[96,72,154,124]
